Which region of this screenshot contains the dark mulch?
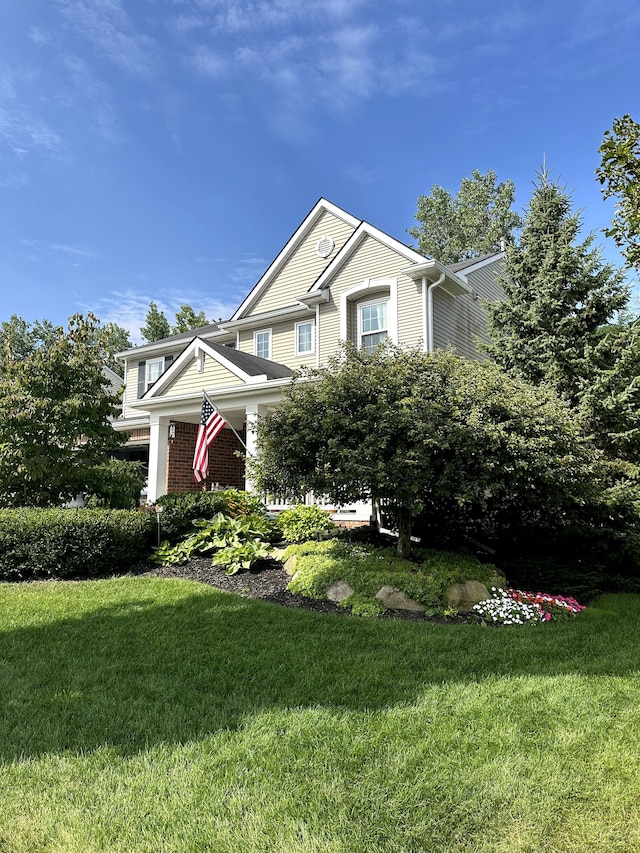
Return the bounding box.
[137,557,471,624]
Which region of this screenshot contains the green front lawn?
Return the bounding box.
[1,578,639,852]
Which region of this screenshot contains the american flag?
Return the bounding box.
[192,395,227,483]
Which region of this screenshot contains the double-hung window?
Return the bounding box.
[358,299,388,354]
[254,329,272,360]
[145,357,164,391]
[295,320,314,356]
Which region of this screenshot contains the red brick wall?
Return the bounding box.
[166,420,246,493]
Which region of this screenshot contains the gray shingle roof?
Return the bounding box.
[206,341,293,380]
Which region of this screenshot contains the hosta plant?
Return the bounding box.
[152,512,274,574]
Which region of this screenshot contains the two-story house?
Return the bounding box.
[114,198,504,518]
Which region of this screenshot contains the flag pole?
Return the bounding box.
[203,390,252,455]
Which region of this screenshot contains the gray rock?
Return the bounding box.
[326,580,354,603]
[283,555,298,576]
[445,581,490,612]
[375,586,426,612]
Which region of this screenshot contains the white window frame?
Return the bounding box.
[294,319,315,357]
[254,328,272,360]
[339,278,398,347]
[357,297,389,353]
[145,356,164,391]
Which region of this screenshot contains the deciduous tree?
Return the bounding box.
[408,169,522,264]
[0,314,125,507]
[597,114,640,270]
[251,346,594,557]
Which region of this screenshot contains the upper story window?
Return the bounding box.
[254,329,272,360]
[145,357,165,390]
[295,320,314,356]
[358,298,388,354]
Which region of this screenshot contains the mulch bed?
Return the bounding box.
[137,557,471,624]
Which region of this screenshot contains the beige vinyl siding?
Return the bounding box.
[163,356,246,396]
[316,235,421,363]
[248,211,356,316]
[237,318,316,369]
[431,257,504,360]
[431,289,489,361]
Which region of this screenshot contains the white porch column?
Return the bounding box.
[244,403,260,493]
[147,414,170,502]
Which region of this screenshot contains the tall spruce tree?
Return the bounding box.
[485,169,640,460]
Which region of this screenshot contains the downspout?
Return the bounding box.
[424,272,445,353]
[316,302,321,368]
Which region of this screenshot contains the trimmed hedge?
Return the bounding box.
[0,508,156,581]
[155,490,267,543]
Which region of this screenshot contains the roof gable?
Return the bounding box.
[232,198,360,320]
[143,337,292,399]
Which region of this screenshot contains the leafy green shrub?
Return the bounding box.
[284,540,505,616]
[153,512,274,575]
[274,504,336,543]
[155,490,267,542]
[0,508,156,580]
[87,458,147,509]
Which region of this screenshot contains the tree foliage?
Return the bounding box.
[0,314,132,378]
[408,169,522,264]
[251,345,596,557]
[484,168,640,459]
[140,301,210,342]
[140,301,171,343]
[0,314,126,507]
[597,114,640,270]
[172,304,208,334]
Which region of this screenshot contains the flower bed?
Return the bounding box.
[473,587,585,625]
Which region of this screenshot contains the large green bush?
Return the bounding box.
[274,504,336,543]
[155,490,267,543]
[0,508,155,580]
[284,540,505,616]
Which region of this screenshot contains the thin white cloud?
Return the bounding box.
[19,239,99,262]
[89,289,239,345]
[55,0,159,79]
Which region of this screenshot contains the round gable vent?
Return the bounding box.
[316,235,334,258]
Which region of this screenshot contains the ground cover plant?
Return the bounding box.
[0,579,638,852]
[283,539,506,616]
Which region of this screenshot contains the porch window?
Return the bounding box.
[358,299,388,353]
[254,329,272,360]
[295,320,314,356]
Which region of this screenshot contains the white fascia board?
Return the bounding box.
[129,376,296,413]
[219,304,309,331]
[111,416,150,432]
[454,252,505,279]
[231,198,361,321]
[400,260,472,297]
[143,337,254,399]
[309,222,427,293]
[115,328,231,361]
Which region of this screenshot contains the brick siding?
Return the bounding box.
[166,420,246,493]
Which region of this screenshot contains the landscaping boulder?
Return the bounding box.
[284,555,298,576]
[375,586,426,613]
[445,581,490,612]
[326,580,354,603]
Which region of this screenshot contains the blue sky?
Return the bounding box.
[1,0,639,344]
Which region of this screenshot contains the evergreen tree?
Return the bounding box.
[485,169,640,459]
[408,169,522,264]
[140,302,171,342]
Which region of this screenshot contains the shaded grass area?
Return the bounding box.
[1,578,640,851]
